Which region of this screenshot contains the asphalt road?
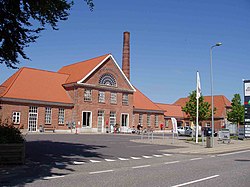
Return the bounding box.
[1,134,249,186]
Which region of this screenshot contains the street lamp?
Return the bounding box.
[210,42,222,147]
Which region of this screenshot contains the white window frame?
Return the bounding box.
[122,93,129,105]
[82,111,92,128]
[45,107,52,124]
[139,114,143,125]
[98,91,105,103]
[147,114,151,126]
[58,108,65,125]
[155,114,159,127]
[84,89,92,101]
[109,111,116,127]
[12,112,21,124]
[110,92,117,104]
[121,113,129,127]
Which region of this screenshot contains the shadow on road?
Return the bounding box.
[0,140,107,186]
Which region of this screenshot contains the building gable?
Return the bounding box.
[80,55,135,92]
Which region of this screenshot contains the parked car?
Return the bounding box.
[177,126,193,136]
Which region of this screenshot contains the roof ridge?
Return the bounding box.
[59,54,111,69]
[21,67,69,76]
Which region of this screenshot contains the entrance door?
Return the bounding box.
[82,111,92,128]
[121,113,129,132]
[97,110,104,133]
[28,106,38,132]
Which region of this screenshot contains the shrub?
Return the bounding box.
[0,118,25,144]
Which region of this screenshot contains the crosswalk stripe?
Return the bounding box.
[118,157,130,161]
[55,162,66,166]
[73,161,85,165]
[142,156,153,159]
[153,155,163,157]
[105,159,116,162]
[163,154,172,156]
[90,160,101,163]
[131,157,141,160]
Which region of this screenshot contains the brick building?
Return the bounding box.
[0,32,165,133]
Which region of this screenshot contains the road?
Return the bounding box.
[1,134,249,186]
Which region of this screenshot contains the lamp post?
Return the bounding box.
[210,42,222,147]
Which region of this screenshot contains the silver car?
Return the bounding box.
[177,126,193,136]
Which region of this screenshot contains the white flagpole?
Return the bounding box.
[196,71,201,143]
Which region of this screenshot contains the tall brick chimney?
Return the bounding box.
[122,31,130,80]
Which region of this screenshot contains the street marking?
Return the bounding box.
[142,155,153,159]
[89,170,114,175]
[90,160,101,163]
[153,154,163,157]
[163,154,172,156]
[118,157,129,161]
[171,175,219,187]
[210,155,216,158]
[44,175,65,180]
[55,162,66,166]
[131,157,141,160]
[190,157,203,161]
[132,165,151,169]
[105,159,116,162]
[164,161,180,165]
[73,161,85,165]
[217,150,250,157]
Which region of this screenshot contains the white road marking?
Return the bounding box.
[217,150,250,157]
[171,175,219,187]
[44,175,65,180]
[55,162,66,166]
[118,157,130,161]
[163,153,172,156]
[132,165,151,169]
[164,161,180,165]
[131,157,141,160]
[153,154,163,157]
[89,170,114,175]
[190,157,203,161]
[142,155,153,159]
[73,161,85,165]
[105,159,116,162]
[210,155,216,158]
[90,160,101,163]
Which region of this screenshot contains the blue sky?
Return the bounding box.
[1,0,250,103]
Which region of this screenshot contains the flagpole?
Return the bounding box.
[196,71,200,144]
[196,95,199,143]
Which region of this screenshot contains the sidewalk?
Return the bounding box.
[131,136,250,155]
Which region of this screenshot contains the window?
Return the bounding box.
[28,106,38,132]
[110,111,116,127]
[122,94,129,105]
[165,120,169,128]
[12,112,21,124]
[139,114,143,125]
[155,115,159,127]
[45,107,52,124]
[121,114,129,127]
[58,108,65,124]
[82,111,92,127]
[99,73,117,86]
[98,91,105,103]
[110,92,117,104]
[147,114,151,126]
[84,89,92,101]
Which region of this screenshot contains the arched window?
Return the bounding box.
[99,73,117,86]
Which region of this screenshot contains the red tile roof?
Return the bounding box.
[58,54,110,84]
[133,87,164,113]
[174,95,231,118]
[156,103,184,118]
[0,67,72,104]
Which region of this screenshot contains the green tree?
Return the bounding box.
[227,94,244,128]
[0,0,94,69]
[182,90,215,125]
